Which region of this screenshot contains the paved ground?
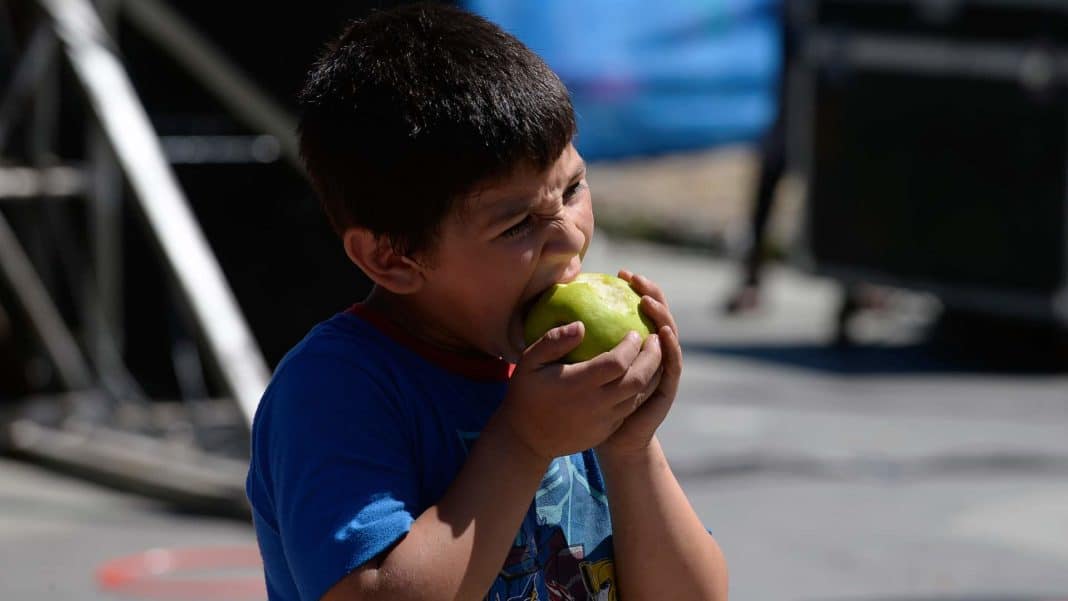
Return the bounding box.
[3,233,1068,601]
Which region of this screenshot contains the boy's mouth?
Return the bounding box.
[521,272,579,318]
[513,261,585,354]
[518,266,584,328]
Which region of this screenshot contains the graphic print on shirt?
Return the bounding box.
[458,433,617,601]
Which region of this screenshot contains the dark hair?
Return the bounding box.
[298,2,576,258]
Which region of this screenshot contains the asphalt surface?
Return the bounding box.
[3,234,1067,601]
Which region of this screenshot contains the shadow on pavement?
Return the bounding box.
[689,311,1068,376]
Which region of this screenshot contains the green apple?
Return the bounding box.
[524,273,654,363]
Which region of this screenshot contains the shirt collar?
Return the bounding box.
[347,303,515,382]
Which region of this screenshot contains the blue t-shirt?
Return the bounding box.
[246,305,618,601]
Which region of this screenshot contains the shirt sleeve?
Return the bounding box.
[262,351,419,601]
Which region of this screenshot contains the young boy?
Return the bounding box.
[246,4,728,600]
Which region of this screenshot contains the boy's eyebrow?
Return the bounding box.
[483,162,587,229]
[485,198,531,229]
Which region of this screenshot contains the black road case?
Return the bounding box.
[789,0,1068,326]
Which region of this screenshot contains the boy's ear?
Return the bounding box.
[342,227,426,295]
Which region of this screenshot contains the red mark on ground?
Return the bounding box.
[96,545,266,599]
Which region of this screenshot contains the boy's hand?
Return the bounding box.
[496,318,662,462]
[597,270,682,459]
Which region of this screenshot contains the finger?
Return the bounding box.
[653,325,682,401]
[566,330,643,384]
[639,295,678,337]
[645,366,663,400]
[622,363,663,410]
[604,333,662,401]
[629,273,668,306]
[522,321,585,368]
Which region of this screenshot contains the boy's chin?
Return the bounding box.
[502,320,527,363]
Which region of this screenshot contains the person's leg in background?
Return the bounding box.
[724,108,785,314]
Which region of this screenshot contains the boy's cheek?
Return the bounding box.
[578,221,595,259]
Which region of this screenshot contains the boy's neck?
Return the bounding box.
[363,286,495,361]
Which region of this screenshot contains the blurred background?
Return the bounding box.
[1,0,1067,599]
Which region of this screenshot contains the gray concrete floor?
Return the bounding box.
[0,456,257,601]
[3,233,1067,601]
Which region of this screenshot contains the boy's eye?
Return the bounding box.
[500,215,535,239]
[564,180,587,202]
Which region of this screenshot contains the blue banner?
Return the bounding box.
[465,0,782,159]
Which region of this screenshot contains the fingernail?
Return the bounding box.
[561,322,581,336]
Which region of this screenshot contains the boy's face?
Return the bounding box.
[410,143,593,362]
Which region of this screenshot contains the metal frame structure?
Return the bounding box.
[0,0,304,511]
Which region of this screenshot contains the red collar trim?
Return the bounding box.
[346,303,515,382]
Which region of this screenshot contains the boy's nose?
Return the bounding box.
[541,218,586,268]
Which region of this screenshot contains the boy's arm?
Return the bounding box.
[323,416,549,601]
[323,320,662,601]
[599,438,729,601]
[596,271,729,601]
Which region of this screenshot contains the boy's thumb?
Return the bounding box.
[523,321,585,366]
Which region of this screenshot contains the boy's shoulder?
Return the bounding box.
[256,308,405,424]
[250,304,513,470]
[275,309,373,372]
[270,307,420,391]
[274,305,512,386]
[259,305,510,423]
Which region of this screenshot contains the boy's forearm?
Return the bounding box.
[599,437,729,601]
[359,417,549,601]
